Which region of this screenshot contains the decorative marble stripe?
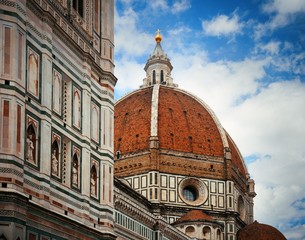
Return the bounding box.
[0,167,23,178]
[150,84,160,137]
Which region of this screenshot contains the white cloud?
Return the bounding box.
[283,224,305,240]
[202,13,244,37]
[255,0,305,38]
[114,59,145,99]
[227,79,305,156]
[253,41,305,75]
[168,26,192,36]
[249,152,305,237]
[146,0,190,14]
[262,0,305,15]
[115,7,153,57]
[172,0,191,14]
[172,55,269,115]
[256,41,281,55]
[148,0,169,11]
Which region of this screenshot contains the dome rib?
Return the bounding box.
[226,131,249,177]
[150,84,160,137]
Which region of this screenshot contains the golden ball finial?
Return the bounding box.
[155,29,162,43]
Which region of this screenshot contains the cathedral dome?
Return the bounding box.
[115,86,223,156]
[114,84,248,179]
[237,221,287,240]
[114,32,249,183]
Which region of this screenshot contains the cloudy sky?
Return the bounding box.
[114,0,305,239]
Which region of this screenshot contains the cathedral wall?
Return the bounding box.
[0,0,116,239]
[123,172,227,215]
[122,171,250,239]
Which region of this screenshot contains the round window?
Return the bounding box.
[183,186,198,201]
[178,177,208,206]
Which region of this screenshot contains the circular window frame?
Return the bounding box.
[178,177,208,206]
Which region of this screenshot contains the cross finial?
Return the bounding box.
[155,29,162,43]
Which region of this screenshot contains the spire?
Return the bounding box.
[140,30,177,88]
[152,30,166,58]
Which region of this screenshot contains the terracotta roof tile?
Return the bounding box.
[114,88,153,154]
[174,210,214,224]
[158,87,223,156]
[237,221,287,240]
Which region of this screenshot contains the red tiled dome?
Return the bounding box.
[157,87,223,156]
[114,85,248,178]
[114,87,152,153]
[115,86,224,156]
[237,221,287,240]
[174,210,214,224]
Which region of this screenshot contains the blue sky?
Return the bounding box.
[114,0,305,239]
